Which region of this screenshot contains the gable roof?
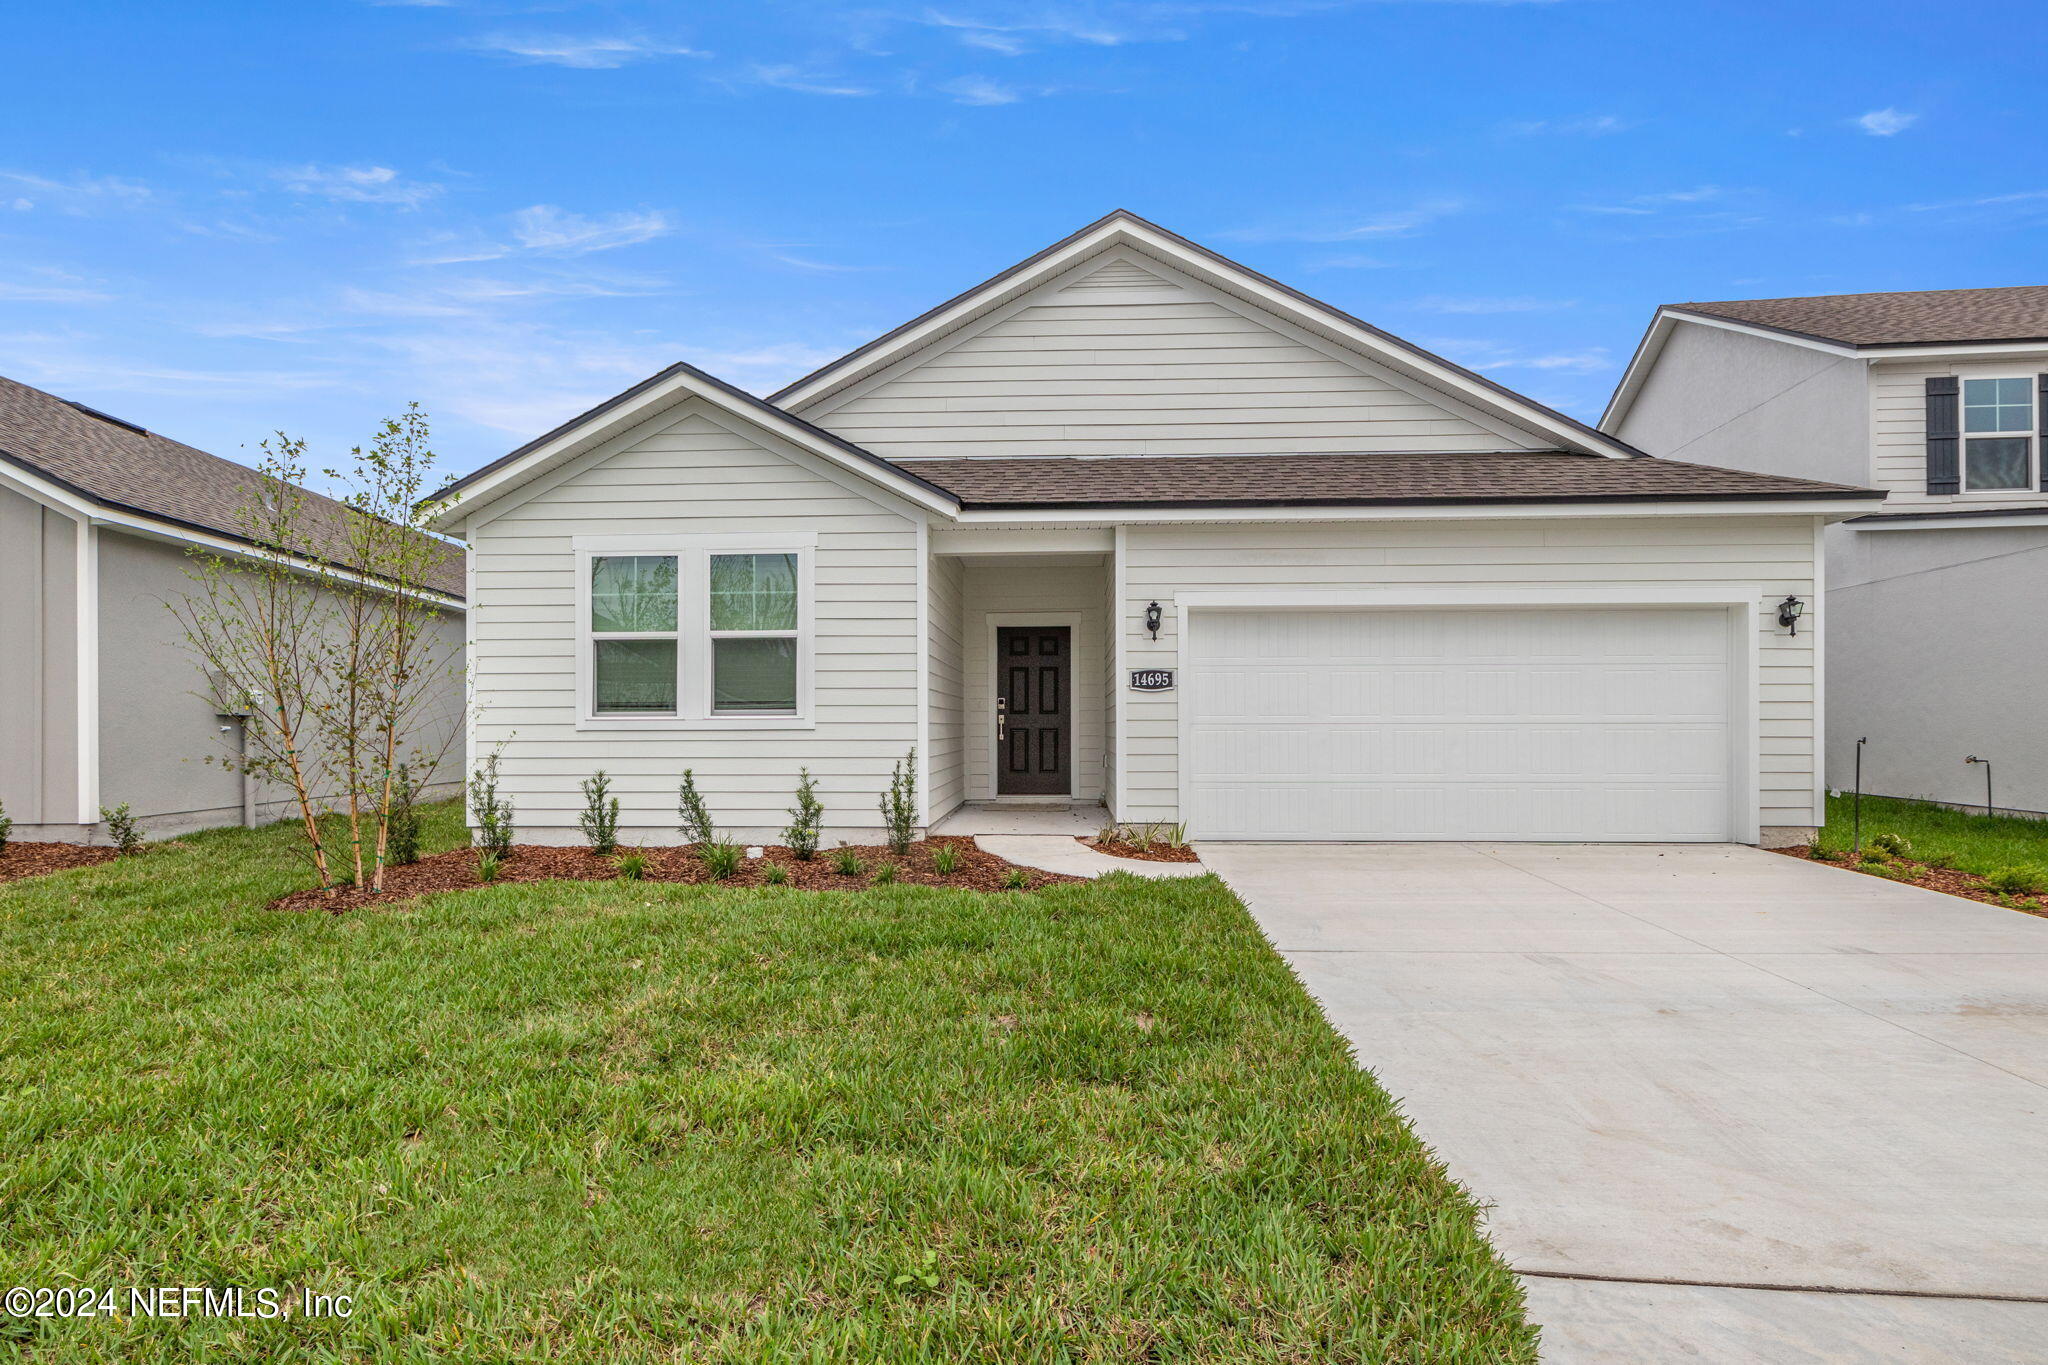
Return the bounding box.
[427,358,960,530]
[1671,285,2048,348]
[0,374,465,599]
[772,209,1648,461]
[901,451,1878,511]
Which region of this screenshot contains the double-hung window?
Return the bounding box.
[1962,377,2035,491]
[578,534,813,727]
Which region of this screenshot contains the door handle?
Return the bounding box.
[997,696,1007,741]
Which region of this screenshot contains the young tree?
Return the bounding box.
[173,409,462,895]
[321,406,462,891]
[171,436,343,890]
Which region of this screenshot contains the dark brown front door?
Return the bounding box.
[996,626,1070,796]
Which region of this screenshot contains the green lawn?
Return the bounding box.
[0,805,1531,1363]
[1815,792,2048,878]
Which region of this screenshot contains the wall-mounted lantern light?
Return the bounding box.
[1776,595,1806,635]
[1144,601,1163,640]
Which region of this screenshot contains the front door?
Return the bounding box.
[996,625,1071,796]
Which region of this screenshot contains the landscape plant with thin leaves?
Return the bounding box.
[171,412,461,895]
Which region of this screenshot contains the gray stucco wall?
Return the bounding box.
[1827,523,2048,815]
[94,529,469,839]
[0,485,79,827]
[1615,321,1870,487]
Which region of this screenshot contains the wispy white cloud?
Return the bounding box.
[274,164,441,207]
[942,74,1024,105]
[1222,198,1465,242]
[1429,338,1612,374]
[0,170,153,214]
[746,64,876,96]
[1908,189,2048,213]
[917,10,1159,54]
[1854,107,1917,137]
[1305,253,1397,270]
[1569,185,1726,215]
[469,34,709,69]
[1502,114,1631,136]
[508,205,673,255]
[0,279,114,303]
[1404,295,1576,314]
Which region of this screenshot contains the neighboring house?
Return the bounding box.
[1605,285,2048,814]
[432,211,1879,848]
[0,375,467,842]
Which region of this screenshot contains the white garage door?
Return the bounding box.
[1186,607,1734,841]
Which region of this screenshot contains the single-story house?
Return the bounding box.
[431,211,1882,847]
[1603,284,2048,814]
[0,375,467,841]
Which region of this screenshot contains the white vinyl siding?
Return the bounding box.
[927,551,966,820]
[802,248,1535,459]
[468,404,920,842]
[1117,517,1820,834]
[1872,357,2048,512]
[959,562,1108,801]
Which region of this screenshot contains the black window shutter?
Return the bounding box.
[2039,374,2048,491]
[1925,376,1960,495]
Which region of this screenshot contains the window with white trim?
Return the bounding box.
[1962,377,2034,491]
[580,538,811,725]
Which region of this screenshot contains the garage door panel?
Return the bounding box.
[1188,608,1734,841]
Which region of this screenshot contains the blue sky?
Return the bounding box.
[4,0,2043,483]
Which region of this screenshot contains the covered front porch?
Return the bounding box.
[925,527,1117,831]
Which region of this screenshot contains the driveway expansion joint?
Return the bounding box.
[1515,1268,2048,1307]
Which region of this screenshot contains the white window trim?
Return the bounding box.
[572,531,816,731]
[1958,375,2038,497]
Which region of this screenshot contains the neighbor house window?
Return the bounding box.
[577,536,813,726]
[1962,377,2034,491]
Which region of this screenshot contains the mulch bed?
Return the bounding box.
[1778,846,2048,920]
[1078,836,1201,864]
[0,842,121,886]
[272,836,1081,913]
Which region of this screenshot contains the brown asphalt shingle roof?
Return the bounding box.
[1673,285,2048,347]
[0,374,464,599]
[898,451,1878,509]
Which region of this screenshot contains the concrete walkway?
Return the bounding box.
[1199,842,2048,1363]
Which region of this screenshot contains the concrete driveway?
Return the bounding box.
[1199,842,2048,1363]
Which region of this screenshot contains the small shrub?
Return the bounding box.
[1096,821,1120,846]
[879,747,917,856]
[579,770,621,855]
[1870,832,1912,857]
[833,847,865,877]
[700,840,743,881]
[931,842,961,875]
[763,862,788,885]
[476,850,503,883]
[1160,822,1189,850]
[872,861,899,885]
[385,764,422,867]
[0,798,11,855]
[100,803,143,855]
[1003,867,1029,890]
[1986,866,2048,896]
[784,768,823,860]
[616,851,647,881]
[470,752,515,858]
[1856,847,1891,867]
[677,770,717,847]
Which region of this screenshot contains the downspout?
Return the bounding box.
[239,719,256,828]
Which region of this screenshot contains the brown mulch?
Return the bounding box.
[0,842,121,885]
[1078,836,1201,864]
[272,836,1081,913]
[1777,846,2048,920]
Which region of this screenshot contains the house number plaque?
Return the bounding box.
[1128,669,1176,692]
